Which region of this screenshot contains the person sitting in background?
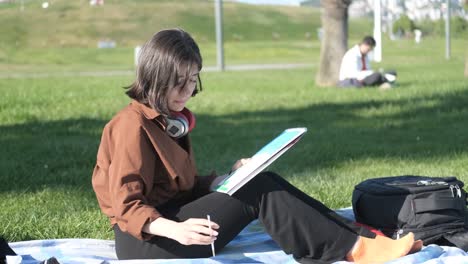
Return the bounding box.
[339,36,397,89]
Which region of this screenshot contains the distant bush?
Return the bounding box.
[393,15,415,36]
[415,17,468,37]
[452,16,468,35]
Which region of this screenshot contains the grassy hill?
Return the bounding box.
[0,0,376,72]
[0,0,327,49]
[0,0,336,73]
[2,0,462,73]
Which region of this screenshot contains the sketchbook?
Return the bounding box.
[214,127,307,195]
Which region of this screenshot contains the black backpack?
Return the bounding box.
[352,175,468,250]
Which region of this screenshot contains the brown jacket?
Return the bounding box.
[92,100,216,240]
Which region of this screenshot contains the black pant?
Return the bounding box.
[114,172,367,263]
[361,72,387,86]
[362,70,397,86]
[339,71,397,88]
[0,237,16,264]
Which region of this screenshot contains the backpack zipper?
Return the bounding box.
[417,180,448,186]
[449,184,462,198]
[396,229,404,239]
[455,185,462,198]
[358,179,462,195]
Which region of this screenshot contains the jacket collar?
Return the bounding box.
[130,100,161,120]
[130,100,196,180]
[142,118,197,180]
[130,100,168,128]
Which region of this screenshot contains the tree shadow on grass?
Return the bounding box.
[192,85,468,179]
[0,118,105,194]
[1,86,468,194]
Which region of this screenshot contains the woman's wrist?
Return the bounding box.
[143,217,178,238]
[209,174,229,190]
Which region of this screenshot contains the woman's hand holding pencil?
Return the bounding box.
[163,218,219,246]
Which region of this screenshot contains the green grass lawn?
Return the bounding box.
[0,37,467,242]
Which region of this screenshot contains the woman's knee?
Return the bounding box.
[242,171,285,192]
[254,171,286,185]
[261,171,283,180]
[254,171,280,180]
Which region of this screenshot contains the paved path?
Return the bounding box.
[204,62,313,72]
[0,63,314,79]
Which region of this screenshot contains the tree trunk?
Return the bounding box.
[316,0,352,86]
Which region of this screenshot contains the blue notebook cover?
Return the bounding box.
[215,127,307,195]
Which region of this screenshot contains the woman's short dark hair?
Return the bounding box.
[361,36,376,47]
[126,28,203,116]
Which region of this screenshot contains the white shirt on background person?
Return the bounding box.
[339,45,374,81]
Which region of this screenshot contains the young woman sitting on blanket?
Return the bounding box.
[91,28,422,264]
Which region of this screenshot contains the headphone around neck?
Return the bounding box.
[165,108,196,138]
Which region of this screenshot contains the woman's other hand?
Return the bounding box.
[231,158,251,172]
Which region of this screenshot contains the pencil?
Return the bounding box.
[207,215,216,257]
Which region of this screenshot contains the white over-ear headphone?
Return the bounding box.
[165,108,196,138]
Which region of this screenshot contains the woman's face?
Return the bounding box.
[167,67,199,112]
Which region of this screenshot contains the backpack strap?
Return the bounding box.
[443,230,468,251]
[413,198,463,214]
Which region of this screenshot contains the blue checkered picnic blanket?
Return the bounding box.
[8,208,468,264]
